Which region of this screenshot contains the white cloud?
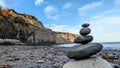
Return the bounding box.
[35,0,44,6]
[62,2,72,9]
[115,0,120,5]
[0,0,7,8]
[46,24,67,32]
[94,17,120,24]
[83,9,120,42]
[44,5,59,20]
[78,1,102,14]
[45,23,80,34]
[83,5,120,42]
[88,17,120,42]
[44,5,57,14]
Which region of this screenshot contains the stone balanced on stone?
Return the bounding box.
[66,23,103,60]
[74,23,93,44]
[63,23,113,68]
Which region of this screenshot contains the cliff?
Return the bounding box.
[0,8,79,45]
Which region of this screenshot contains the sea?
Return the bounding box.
[56,42,120,50]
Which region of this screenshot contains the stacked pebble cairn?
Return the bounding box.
[74,23,93,44]
[67,23,103,59]
[63,23,112,68]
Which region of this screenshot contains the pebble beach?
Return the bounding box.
[0,45,120,68]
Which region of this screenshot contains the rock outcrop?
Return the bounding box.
[0,8,78,45]
[0,39,22,45]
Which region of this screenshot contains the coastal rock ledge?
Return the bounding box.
[63,57,112,68]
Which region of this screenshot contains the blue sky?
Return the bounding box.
[0,0,120,42]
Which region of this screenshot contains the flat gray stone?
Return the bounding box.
[67,43,103,60]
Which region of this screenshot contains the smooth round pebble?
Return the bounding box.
[80,28,91,36]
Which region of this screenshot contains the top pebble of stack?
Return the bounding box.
[82,23,90,27]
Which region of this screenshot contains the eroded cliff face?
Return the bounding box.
[0,8,79,44]
[0,8,44,42]
[55,32,79,43]
[34,28,79,44]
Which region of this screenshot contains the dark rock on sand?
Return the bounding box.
[67,43,103,60]
[82,23,90,27]
[74,35,93,44]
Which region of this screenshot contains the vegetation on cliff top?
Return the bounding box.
[0,7,44,42]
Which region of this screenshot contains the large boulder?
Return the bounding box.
[63,57,112,68]
[0,39,22,45]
